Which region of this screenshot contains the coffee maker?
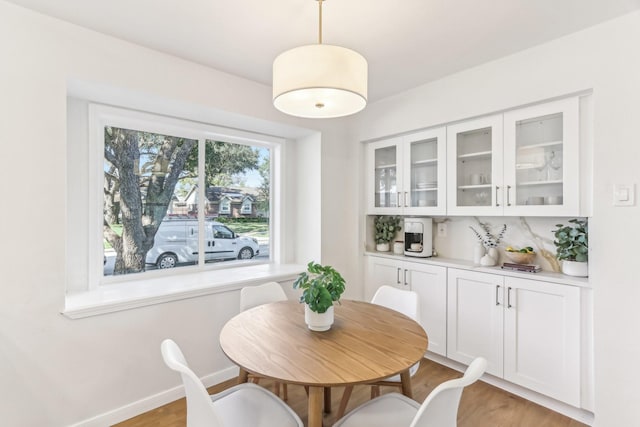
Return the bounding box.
[404,217,433,258]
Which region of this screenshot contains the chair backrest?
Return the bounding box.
[371,285,420,323]
[240,281,288,312]
[410,357,487,427]
[161,339,223,427]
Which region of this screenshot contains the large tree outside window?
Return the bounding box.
[103,125,270,277]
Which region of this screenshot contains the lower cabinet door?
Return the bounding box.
[366,256,404,300]
[406,263,447,356]
[503,277,581,406]
[447,269,504,377]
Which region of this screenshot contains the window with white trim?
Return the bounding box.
[79,104,279,287]
[219,198,231,214]
[241,198,252,214]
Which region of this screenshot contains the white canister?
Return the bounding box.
[393,241,404,255]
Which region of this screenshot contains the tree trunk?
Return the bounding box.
[104,127,196,275]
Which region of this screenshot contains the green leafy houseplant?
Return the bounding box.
[374,216,402,244]
[293,261,346,313]
[553,219,588,262]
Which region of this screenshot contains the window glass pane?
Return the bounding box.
[102,127,271,277]
[103,126,198,276]
[202,140,269,263]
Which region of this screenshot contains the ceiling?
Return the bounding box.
[6,0,640,102]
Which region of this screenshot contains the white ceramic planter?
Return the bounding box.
[305,304,334,331]
[376,242,390,252]
[487,247,499,263]
[561,260,589,277]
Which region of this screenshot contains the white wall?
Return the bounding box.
[0,1,358,425]
[352,11,640,426]
[3,0,638,425]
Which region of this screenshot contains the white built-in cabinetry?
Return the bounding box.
[365,96,582,217]
[365,254,587,409]
[447,97,580,216]
[367,128,447,215]
[447,268,581,406]
[365,256,447,357]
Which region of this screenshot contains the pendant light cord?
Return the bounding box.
[317,0,323,44]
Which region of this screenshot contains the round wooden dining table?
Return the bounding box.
[219,299,428,427]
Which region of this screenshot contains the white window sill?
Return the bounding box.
[63,263,305,319]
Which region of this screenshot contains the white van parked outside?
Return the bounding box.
[145,218,260,268]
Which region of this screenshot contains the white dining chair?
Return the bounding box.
[240,281,288,311]
[333,357,487,427]
[337,285,421,417]
[240,281,289,399]
[160,339,303,427]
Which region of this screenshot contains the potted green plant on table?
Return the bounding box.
[553,219,588,277]
[293,261,346,331]
[374,216,402,252]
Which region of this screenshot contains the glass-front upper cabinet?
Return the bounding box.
[367,128,446,215]
[447,115,504,215]
[403,128,446,215]
[503,97,579,216]
[368,137,403,213]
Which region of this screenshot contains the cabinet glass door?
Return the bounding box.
[447,115,503,215]
[512,112,564,207]
[373,144,399,209]
[455,127,493,207]
[403,127,446,214]
[504,97,579,215]
[409,138,438,208]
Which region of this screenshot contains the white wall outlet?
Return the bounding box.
[437,222,447,237]
[613,184,635,206]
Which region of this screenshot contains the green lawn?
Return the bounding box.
[228,221,269,237]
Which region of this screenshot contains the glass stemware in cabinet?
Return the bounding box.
[546,150,562,181]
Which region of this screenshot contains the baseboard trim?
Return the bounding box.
[68,365,239,427]
[425,353,595,426]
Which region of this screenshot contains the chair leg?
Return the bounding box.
[371,385,380,399]
[337,386,354,420]
[274,381,281,396]
[282,383,288,401]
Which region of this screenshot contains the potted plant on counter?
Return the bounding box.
[293,261,346,331]
[553,219,588,277]
[374,216,402,252]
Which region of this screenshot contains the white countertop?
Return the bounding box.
[364,251,591,288]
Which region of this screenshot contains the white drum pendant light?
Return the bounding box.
[273,0,368,118]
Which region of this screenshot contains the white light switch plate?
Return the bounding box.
[613,184,635,206]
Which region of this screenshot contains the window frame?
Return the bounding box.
[241,198,253,214]
[219,197,231,214]
[88,104,282,290]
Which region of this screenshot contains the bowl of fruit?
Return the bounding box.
[504,246,536,264]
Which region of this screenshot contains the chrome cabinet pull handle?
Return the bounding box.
[496,186,500,207]
[507,185,512,207]
[397,267,401,285]
[495,285,501,306]
[405,191,409,208]
[507,287,513,308]
[404,269,408,286]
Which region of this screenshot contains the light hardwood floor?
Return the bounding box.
[115,358,588,427]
